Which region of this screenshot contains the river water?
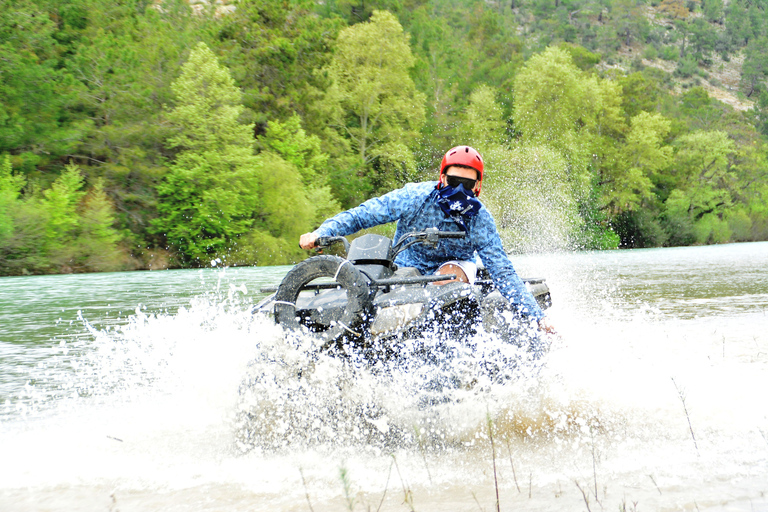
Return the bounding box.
[0,242,766,511]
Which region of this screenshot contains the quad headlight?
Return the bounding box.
[370,303,424,336]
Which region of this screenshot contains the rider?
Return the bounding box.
[299,145,555,334]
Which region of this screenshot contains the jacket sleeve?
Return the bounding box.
[472,211,545,321]
[314,184,421,237]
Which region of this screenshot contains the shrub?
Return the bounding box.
[643,46,659,60]
[675,53,699,78]
[661,45,680,60]
[613,210,669,248]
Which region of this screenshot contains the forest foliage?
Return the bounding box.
[1,0,768,274]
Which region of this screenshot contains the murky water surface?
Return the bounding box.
[1,243,767,511]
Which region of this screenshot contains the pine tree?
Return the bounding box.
[76,178,125,271]
[153,42,262,263]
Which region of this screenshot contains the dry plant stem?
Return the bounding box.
[339,466,355,512]
[648,474,662,495]
[504,437,522,493]
[299,467,315,512]
[574,480,592,512]
[529,472,532,498]
[619,497,639,512]
[671,377,700,455]
[376,459,395,512]
[487,414,500,512]
[392,455,416,512]
[590,428,599,502]
[471,491,486,512]
[413,425,433,485]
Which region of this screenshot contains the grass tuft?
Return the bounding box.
[671,377,699,455]
[487,413,501,512]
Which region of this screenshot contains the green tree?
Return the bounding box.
[76,178,125,271]
[331,0,423,24]
[559,43,602,71]
[253,152,315,244]
[216,0,342,129]
[65,0,203,245]
[725,0,752,47]
[600,112,673,214]
[259,116,328,185]
[153,42,262,263]
[513,46,624,194]
[730,139,768,239]
[465,4,525,92]
[665,130,736,243]
[604,0,651,48]
[408,3,476,175]
[462,85,507,148]
[0,161,125,274]
[612,208,669,248]
[702,0,724,22]
[0,154,24,243]
[228,152,316,266]
[741,37,768,98]
[257,115,340,224]
[619,70,664,119]
[514,46,589,154]
[0,1,85,172]
[324,10,426,197]
[513,46,628,247]
[662,188,697,245]
[40,163,86,262]
[671,87,725,132]
[684,17,718,62]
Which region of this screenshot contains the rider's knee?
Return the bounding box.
[432,263,469,285]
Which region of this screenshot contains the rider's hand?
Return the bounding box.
[538,317,557,335]
[299,232,319,250]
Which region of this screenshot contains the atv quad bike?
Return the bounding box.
[256,228,551,355]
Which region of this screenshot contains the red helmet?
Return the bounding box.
[439,145,485,195]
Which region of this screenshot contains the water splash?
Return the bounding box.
[234,307,552,453]
[1,245,767,510]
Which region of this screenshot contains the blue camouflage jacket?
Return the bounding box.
[315,181,545,321]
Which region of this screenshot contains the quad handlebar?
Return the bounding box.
[316,227,465,259]
[316,236,350,253]
[392,227,465,256]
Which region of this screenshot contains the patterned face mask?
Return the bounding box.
[435,182,482,230]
